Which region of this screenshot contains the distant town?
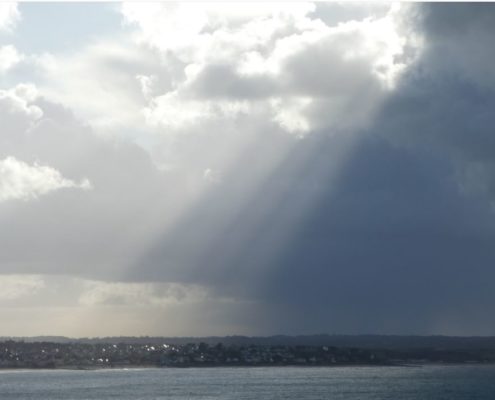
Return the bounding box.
[1,335,495,369]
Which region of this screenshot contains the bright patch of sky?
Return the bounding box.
[1,3,123,54]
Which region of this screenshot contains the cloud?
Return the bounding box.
[252,135,495,335]
[0,156,91,202]
[121,2,315,59]
[0,274,45,300]
[0,84,215,281]
[0,3,19,32]
[118,2,418,137]
[0,45,22,73]
[374,3,495,205]
[228,3,495,334]
[32,39,163,134]
[107,3,495,335]
[270,96,312,134]
[78,280,208,306]
[0,84,42,133]
[0,274,249,336]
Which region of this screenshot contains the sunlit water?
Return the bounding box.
[0,365,494,399]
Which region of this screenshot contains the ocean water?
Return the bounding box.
[0,365,494,399]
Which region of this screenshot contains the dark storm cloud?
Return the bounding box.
[258,136,495,334]
[379,3,495,197]
[262,3,495,334]
[134,130,495,334]
[266,3,495,334]
[421,3,495,38]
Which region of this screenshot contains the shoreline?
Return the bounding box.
[1,362,494,372]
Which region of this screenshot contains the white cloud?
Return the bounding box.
[0,274,45,300]
[0,45,22,73]
[270,96,312,135]
[19,3,420,142]
[136,74,156,100]
[0,84,43,132]
[0,3,19,32]
[142,91,250,131]
[118,3,418,137]
[12,83,38,103]
[34,40,158,134]
[0,156,91,202]
[122,2,209,58]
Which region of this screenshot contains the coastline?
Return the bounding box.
[1,361,494,372]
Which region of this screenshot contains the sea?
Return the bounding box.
[0,365,494,399]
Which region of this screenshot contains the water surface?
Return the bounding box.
[0,365,494,399]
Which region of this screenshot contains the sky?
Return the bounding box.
[1,2,495,337]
